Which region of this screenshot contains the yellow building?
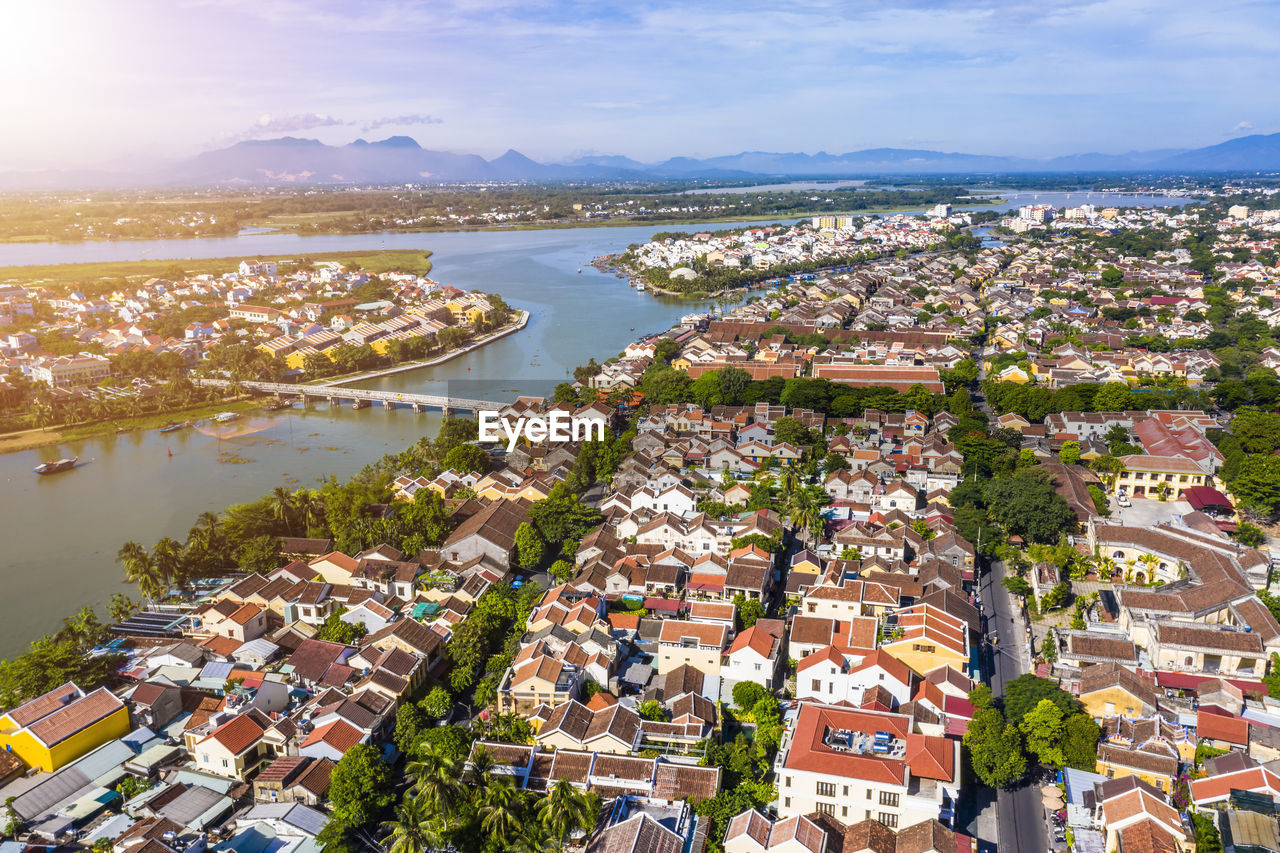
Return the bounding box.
[1113,455,1208,498]
[0,683,131,772]
[879,604,969,677]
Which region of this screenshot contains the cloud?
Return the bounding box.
[1232,120,1254,133]
[225,112,353,142]
[362,113,444,132]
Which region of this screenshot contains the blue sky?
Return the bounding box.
[1,0,1278,169]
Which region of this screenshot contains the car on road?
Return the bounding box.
[1116,492,1131,507]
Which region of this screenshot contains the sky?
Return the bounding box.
[1,0,1278,171]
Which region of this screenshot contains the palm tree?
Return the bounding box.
[270,486,296,536]
[466,745,497,803]
[380,794,448,853]
[538,780,596,853]
[294,489,325,533]
[1138,552,1161,584]
[117,541,163,602]
[406,746,463,817]
[151,537,184,588]
[480,778,526,848]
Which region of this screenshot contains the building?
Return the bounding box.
[0,683,131,772]
[1113,455,1209,498]
[30,354,112,389]
[656,620,729,677]
[774,702,959,829]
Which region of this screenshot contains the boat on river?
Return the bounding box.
[34,457,77,475]
[159,422,182,433]
[213,412,240,423]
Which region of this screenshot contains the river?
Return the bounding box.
[0,192,1191,656]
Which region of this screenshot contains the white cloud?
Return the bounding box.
[362,114,444,132]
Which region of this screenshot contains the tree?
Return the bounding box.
[637,700,666,721]
[315,611,367,645]
[1039,581,1071,612]
[964,707,1027,788]
[1019,699,1066,766]
[1003,674,1080,723]
[1093,382,1132,412]
[515,522,546,570]
[106,593,137,624]
[1061,713,1102,770]
[1232,455,1280,518]
[328,743,394,831]
[732,681,768,711]
[549,559,575,582]
[235,535,282,575]
[1058,441,1081,466]
[380,794,448,853]
[735,595,764,629]
[985,469,1078,543]
[421,686,452,720]
[539,778,599,853]
[393,702,428,753]
[479,778,526,849]
[443,443,490,474]
[118,541,163,601]
[406,744,463,816]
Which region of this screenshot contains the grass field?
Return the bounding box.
[0,248,433,289]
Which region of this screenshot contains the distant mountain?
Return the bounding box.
[4,133,1279,190]
[1154,132,1280,170]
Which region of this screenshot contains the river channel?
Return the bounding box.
[0,192,1190,655]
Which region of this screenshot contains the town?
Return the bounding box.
[5,192,1280,853]
[0,253,521,437]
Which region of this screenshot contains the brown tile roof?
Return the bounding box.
[6,682,80,726]
[205,712,267,756]
[27,687,124,746]
[1079,663,1159,709]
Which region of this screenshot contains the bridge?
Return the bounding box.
[195,379,507,415]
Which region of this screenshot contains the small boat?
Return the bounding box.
[34,457,77,475]
[159,422,182,433]
[637,282,647,291]
[264,400,293,411]
[213,412,240,423]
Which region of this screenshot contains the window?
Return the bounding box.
[754,663,762,671]
[816,803,835,816]
[880,792,900,807]
[785,797,791,808]
[878,813,898,828]
[816,781,837,797]
[866,790,872,800]
[785,777,791,788]
[841,806,848,818]
[812,679,821,691]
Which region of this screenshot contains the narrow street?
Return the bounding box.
[978,559,1048,853]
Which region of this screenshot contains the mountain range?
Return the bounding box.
[7,133,1280,189]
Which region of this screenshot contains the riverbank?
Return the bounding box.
[244,198,1008,238]
[316,310,531,386]
[0,249,432,288]
[0,397,261,454]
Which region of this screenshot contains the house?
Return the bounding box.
[796,648,914,708]
[188,711,271,780]
[724,624,783,687]
[878,603,969,678]
[0,683,131,772]
[1077,663,1159,720]
[252,755,335,806]
[724,811,827,853]
[656,620,729,677]
[127,682,185,731]
[775,702,959,829]
[440,499,531,568]
[534,699,642,754]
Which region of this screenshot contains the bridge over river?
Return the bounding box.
[195,378,507,414]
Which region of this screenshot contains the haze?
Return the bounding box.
[2,0,1279,171]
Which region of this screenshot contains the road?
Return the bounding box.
[979,559,1049,853]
